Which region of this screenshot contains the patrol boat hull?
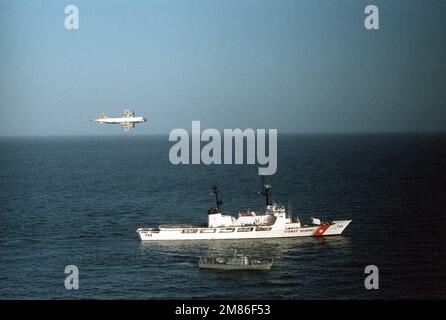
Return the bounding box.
[198,262,273,271]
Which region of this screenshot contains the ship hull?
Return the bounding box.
[137,220,351,241]
[198,262,273,271]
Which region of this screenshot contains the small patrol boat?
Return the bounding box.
[198,249,273,271]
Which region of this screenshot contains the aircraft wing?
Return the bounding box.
[121,122,135,132]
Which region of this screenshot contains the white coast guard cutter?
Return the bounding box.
[137,179,351,241]
[92,109,148,132]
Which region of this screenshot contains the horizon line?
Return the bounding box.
[1,130,446,138]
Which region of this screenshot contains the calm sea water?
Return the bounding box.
[1,134,445,299]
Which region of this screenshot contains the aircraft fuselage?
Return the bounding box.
[93,116,147,124]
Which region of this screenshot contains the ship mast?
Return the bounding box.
[211,185,223,212]
[260,176,272,206]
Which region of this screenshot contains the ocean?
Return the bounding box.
[1,134,445,299]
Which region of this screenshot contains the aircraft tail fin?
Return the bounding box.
[99,112,107,119]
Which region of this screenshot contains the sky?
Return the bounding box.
[0,0,445,135]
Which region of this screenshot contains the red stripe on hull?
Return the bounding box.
[312,225,330,237]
